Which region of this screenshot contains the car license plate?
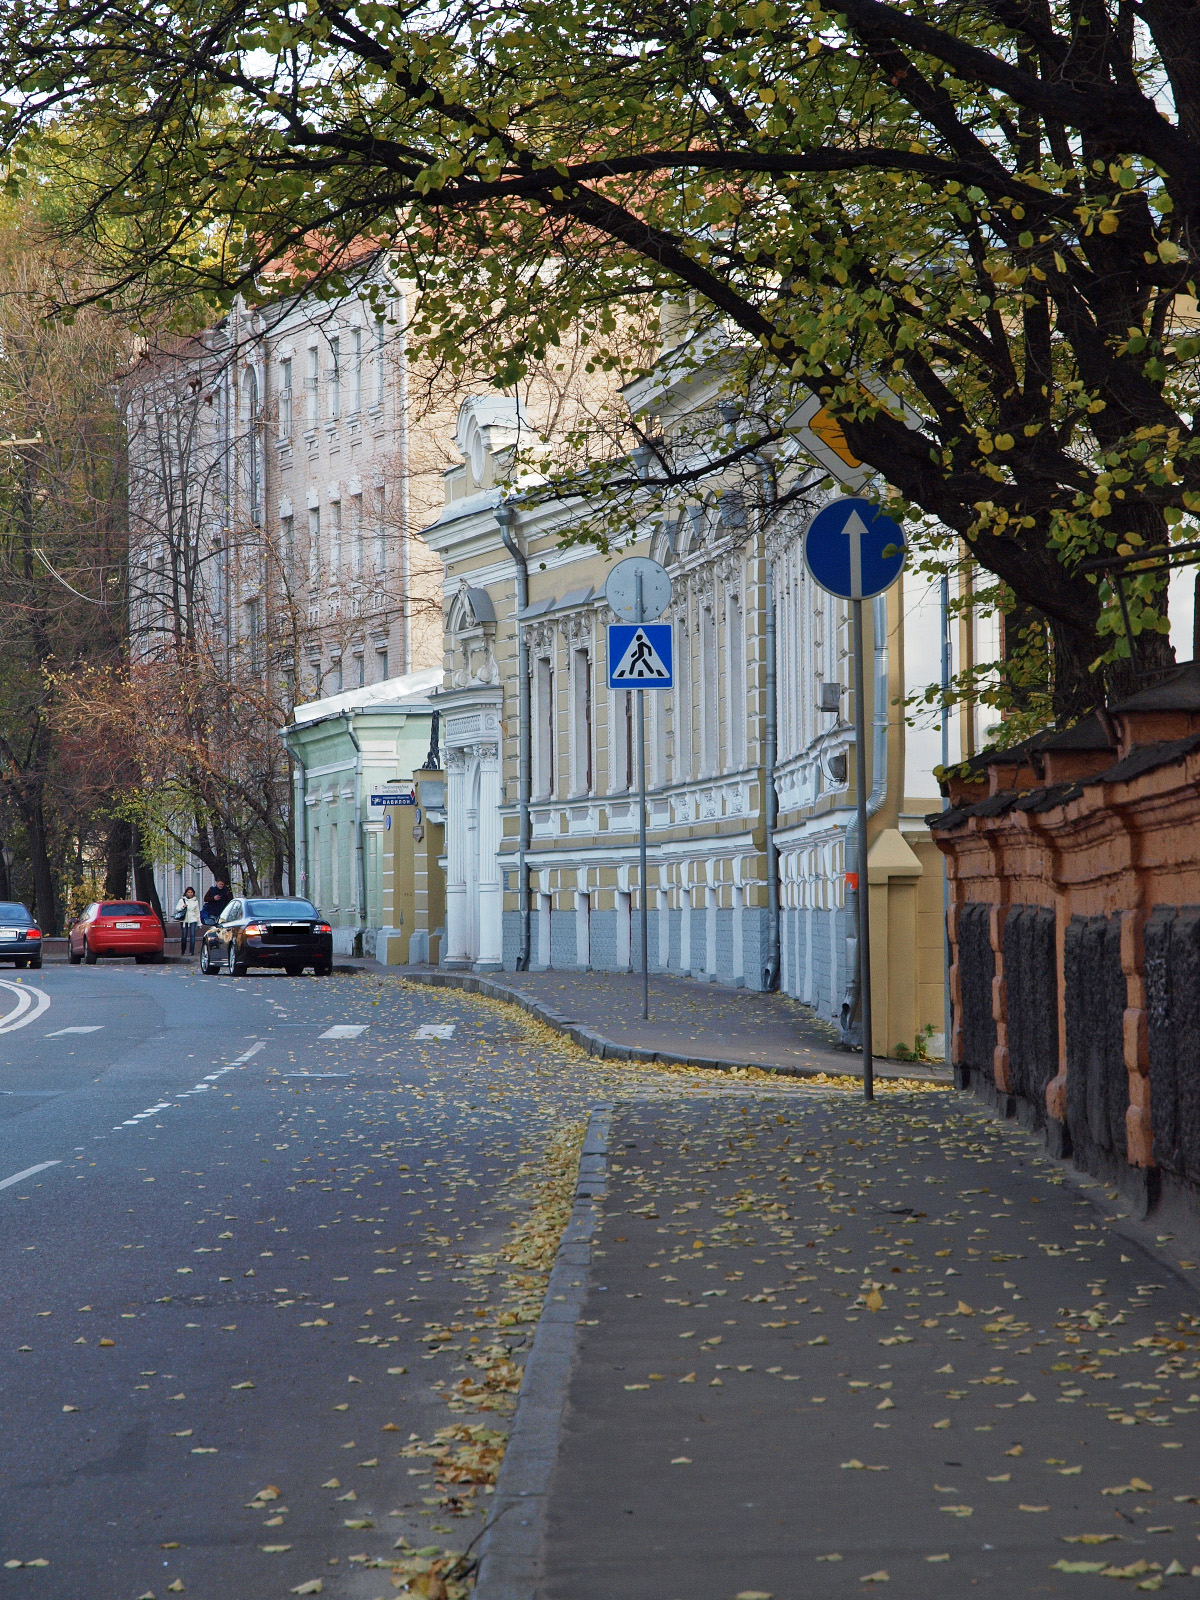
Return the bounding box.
[0,928,20,938]
[116,921,140,929]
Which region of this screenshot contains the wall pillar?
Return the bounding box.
[1121,908,1154,1167]
[474,742,503,970]
[443,750,470,967]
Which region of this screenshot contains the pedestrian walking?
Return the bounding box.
[201,877,231,925]
[174,886,201,955]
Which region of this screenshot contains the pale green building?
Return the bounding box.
[282,669,440,956]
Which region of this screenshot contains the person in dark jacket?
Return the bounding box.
[202,878,232,924]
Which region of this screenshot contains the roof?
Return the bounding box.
[1109,659,1200,712]
[928,733,1200,831]
[288,667,441,729]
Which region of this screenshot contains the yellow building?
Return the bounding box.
[416,360,952,1056]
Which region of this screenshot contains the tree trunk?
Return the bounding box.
[130,823,165,926]
[24,799,57,934]
[104,816,132,899]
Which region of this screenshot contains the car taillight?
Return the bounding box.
[25,929,41,939]
[315,923,332,934]
[244,921,267,936]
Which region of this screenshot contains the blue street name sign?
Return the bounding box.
[608,623,673,689]
[803,497,906,601]
[370,792,415,807]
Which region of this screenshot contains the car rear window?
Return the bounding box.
[0,903,31,924]
[244,899,319,918]
[100,902,154,916]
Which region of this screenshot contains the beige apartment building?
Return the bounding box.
[126,269,447,904]
[417,348,956,1057]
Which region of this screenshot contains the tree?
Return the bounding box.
[7,1,1200,719]
[0,202,130,929]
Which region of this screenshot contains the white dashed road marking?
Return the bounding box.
[319,1025,367,1039]
[0,1160,60,1191]
[413,1024,456,1040]
[46,1026,103,1037]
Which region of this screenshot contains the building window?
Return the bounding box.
[245,596,262,671]
[332,655,343,694]
[376,643,389,681]
[307,507,320,584]
[353,651,365,688]
[352,328,363,413]
[675,607,692,782]
[535,657,554,798]
[280,515,293,580]
[352,493,363,577]
[330,499,342,575]
[700,605,718,774]
[728,594,745,767]
[306,346,319,428]
[374,317,386,408]
[328,336,340,420]
[279,357,292,438]
[330,819,340,907]
[571,647,592,794]
[621,691,634,791]
[374,485,386,570]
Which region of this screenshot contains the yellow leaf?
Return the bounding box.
[860,1571,889,1583]
[954,1302,973,1317]
[865,1291,883,1312]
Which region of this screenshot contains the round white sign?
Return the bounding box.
[604,557,672,623]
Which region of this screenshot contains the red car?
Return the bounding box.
[68,901,164,965]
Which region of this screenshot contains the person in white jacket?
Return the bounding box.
[174,886,201,955]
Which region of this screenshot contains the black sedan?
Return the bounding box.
[199,897,333,976]
[0,901,43,969]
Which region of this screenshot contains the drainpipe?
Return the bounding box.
[398,290,412,673]
[838,590,890,1046]
[717,403,782,991]
[763,555,780,991]
[495,501,531,971]
[343,712,368,955]
[748,453,780,993]
[284,730,308,899]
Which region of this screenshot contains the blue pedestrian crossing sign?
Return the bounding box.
[803,497,906,601]
[608,623,673,689]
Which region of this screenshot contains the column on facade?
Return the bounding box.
[474,741,503,968]
[443,750,471,965]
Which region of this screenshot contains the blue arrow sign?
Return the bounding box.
[803,498,906,601]
[608,623,673,689]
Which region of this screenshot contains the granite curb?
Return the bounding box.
[471,1103,614,1600]
[390,967,948,1083]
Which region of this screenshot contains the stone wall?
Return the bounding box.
[931,660,1200,1216]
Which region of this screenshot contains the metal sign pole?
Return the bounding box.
[636,572,650,1021]
[852,594,875,1101]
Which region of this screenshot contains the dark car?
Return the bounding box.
[0,902,42,969]
[199,897,333,977]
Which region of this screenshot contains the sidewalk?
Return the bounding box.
[481,1089,1200,1599]
[396,966,948,1082]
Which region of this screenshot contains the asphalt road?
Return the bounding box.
[0,956,642,1598]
